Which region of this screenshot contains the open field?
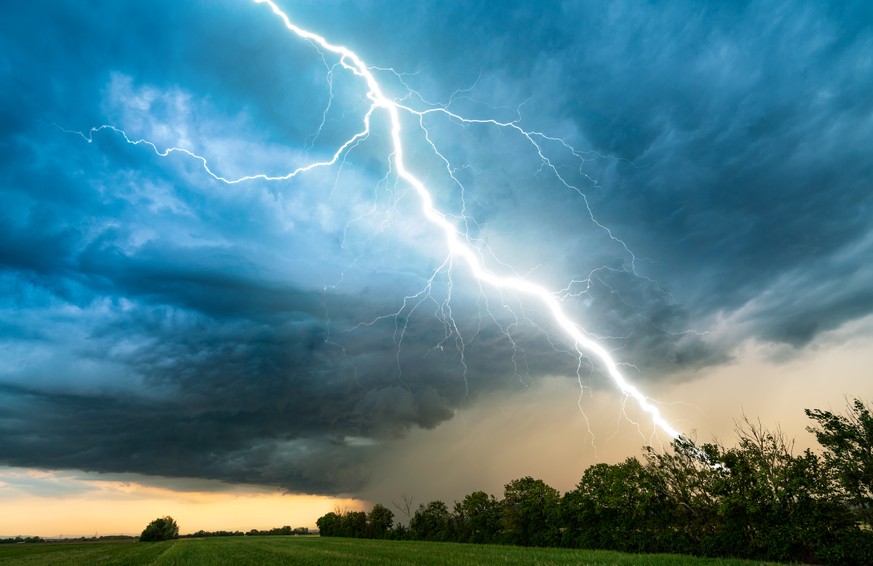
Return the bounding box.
[0,536,785,565]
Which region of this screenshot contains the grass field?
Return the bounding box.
[0,536,785,565]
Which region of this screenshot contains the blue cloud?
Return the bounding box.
[1,0,871,493]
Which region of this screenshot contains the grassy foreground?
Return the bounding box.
[0,536,785,565]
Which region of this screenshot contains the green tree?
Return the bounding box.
[388,521,409,540]
[340,510,368,538]
[502,476,560,547]
[641,438,723,555]
[139,516,179,542]
[806,398,873,526]
[562,457,668,552]
[368,503,394,538]
[712,419,842,562]
[316,512,341,537]
[644,420,856,563]
[410,500,452,541]
[454,491,502,544]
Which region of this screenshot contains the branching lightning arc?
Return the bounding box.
[67,0,683,442]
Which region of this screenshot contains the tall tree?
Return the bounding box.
[562,457,668,552]
[806,398,873,526]
[454,491,502,544]
[502,476,560,547]
[642,438,723,554]
[340,511,368,538]
[410,500,452,541]
[714,419,841,562]
[315,512,341,537]
[368,503,394,538]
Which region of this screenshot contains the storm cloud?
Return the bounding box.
[1,0,871,494]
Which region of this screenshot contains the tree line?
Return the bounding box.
[185,526,309,537]
[0,536,46,544]
[317,398,873,565]
[0,535,135,544]
[140,517,310,541]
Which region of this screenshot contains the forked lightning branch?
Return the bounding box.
[67,0,683,443]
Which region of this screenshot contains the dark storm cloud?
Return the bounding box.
[1,0,871,494]
[299,0,873,349]
[415,0,873,351]
[537,1,873,347]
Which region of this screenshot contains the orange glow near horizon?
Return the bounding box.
[0,468,365,538]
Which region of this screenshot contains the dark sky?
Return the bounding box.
[2,0,872,497]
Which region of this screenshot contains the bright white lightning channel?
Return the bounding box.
[75,0,683,442]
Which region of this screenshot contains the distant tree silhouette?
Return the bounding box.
[139,516,179,542]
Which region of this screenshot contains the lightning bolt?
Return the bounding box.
[67,0,682,443]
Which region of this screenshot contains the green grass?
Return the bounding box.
[0,536,785,565]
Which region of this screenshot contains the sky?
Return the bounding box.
[1,0,872,536]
